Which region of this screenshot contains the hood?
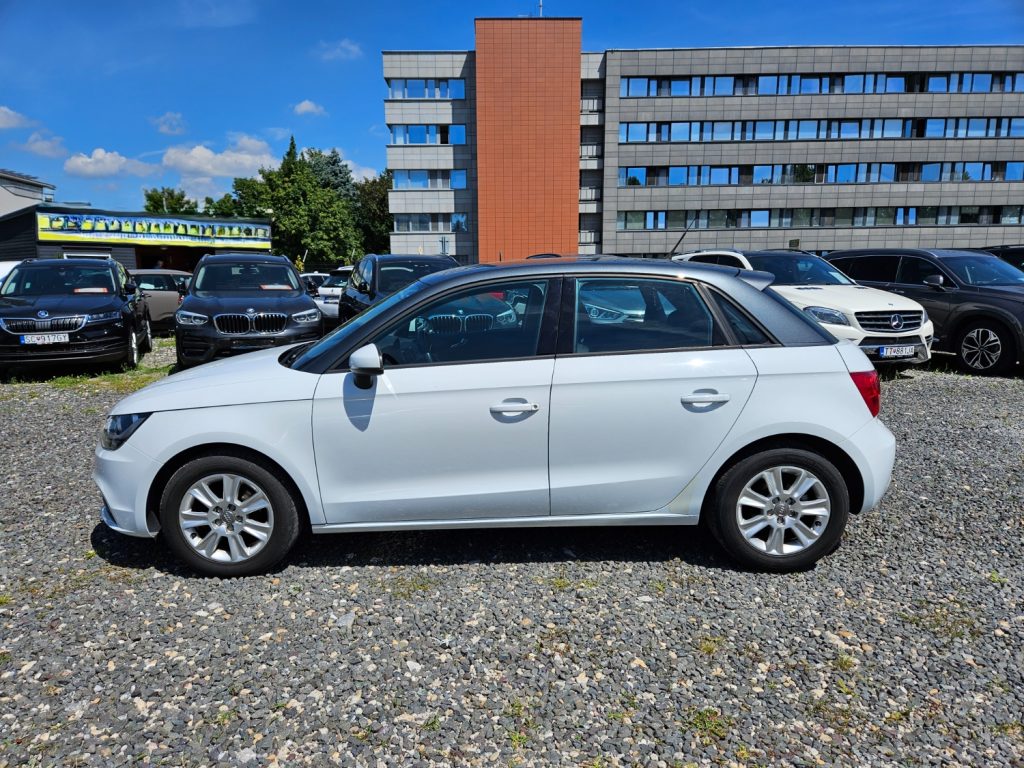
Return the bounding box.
[773,284,925,314]
[180,293,317,315]
[966,284,1024,302]
[0,293,121,316]
[112,345,319,415]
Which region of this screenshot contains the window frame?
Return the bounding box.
[895,256,957,287]
[555,274,756,358]
[329,277,562,373]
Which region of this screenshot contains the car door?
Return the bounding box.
[339,258,373,320]
[312,277,558,524]
[892,255,955,331]
[831,254,899,290]
[548,275,758,517]
[119,264,143,327]
[136,274,177,324]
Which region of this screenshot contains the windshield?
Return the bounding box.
[746,254,853,286]
[943,255,1024,286]
[288,280,429,370]
[322,274,348,288]
[1,263,116,297]
[193,262,301,296]
[378,260,454,294]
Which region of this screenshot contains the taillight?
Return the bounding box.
[850,370,880,417]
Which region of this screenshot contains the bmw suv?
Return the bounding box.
[0,257,151,372]
[175,253,322,368]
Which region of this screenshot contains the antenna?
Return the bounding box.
[666,214,698,257]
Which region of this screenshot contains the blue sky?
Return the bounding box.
[1,0,1022,211]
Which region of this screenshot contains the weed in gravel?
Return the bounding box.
[833,653,856,671]
[900,601,982,640]
[992,722,1023,739]
[503,698,536,749]
[988,570,1008,585]
[389,573,435,598]
[682,707,733,743]
[0,593,11,606]
[421,714,441,732]
[213,709,237,727]
[0,652,11,665]
[697,635,724,655]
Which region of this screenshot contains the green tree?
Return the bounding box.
[143,187,198,214]
[303,148,356,202]
[354,170,393,254]
[202,194,238,217]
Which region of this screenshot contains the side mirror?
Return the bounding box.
[125,281,138,294]
[923,274,946,290]
[177,283,188,296]
[349,343,383,389]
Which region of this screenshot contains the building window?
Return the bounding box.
[392,169,468,190]
[387,78,466,100]
[450,170,467,189]
[389,125,466,145]
[393,213,470,232]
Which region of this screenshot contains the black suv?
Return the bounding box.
[0,257,151,372]
[983,244,1024,271]
[175,253,322,368]
[827,248,1024,374]
[338,254,458,322]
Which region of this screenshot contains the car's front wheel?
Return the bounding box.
[122,329,140,369]
[159,454,301,576]
[707,448,850,572]
[956,320,1015,375]
[139,315,153,354]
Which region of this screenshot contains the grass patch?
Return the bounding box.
[833,654,856,672]
[420,714,441,732]
[213,709,237,727]
[682,707,733,743]
[697,636,725,655]
[542,570,598,592]
[0,652,11,665]
[0,594,11,606]
[900,601,981,640]
[388,573,435,598]
[988,570,1008,585]
[503,698,537,749]
[49,362,173,395]
[992,722,1024,739]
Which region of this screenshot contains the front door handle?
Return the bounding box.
[490,400,540,414]
[681,392,731,404]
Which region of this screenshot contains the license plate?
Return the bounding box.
[879,345,916,358]
[324,297,339,304]
[20,333,70,345]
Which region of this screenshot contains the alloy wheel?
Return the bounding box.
[961,327,1002,371]
[178,473,275,563]
[128,331,139,367]
[734,465,831,556]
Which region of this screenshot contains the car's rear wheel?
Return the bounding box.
[708,448,849,572]
[956,320,1015,375]
[139,315,153,354]
[122,329,139,369]
[159,455,300,577]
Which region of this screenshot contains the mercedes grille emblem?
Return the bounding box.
[890,314,904,330]
[36,310,49,319]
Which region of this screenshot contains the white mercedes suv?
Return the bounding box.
[675,250,934,365]
[95,257,895,576]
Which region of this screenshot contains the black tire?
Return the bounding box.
[139,315,153,354]
[121,329,140,369]
[159,454,301,577]
[706,448,850,572]
[955,320,1015,375]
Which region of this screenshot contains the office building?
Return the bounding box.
[384,18,1023,262]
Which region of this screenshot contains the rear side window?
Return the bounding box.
[687,254,720,265]
[573,277,726,354]
[838,255,898,283]
[709,292,772,345]
[137,274,174,291]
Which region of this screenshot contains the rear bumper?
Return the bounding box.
[841,418,897,513]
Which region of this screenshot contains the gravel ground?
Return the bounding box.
[1,351,1022,767]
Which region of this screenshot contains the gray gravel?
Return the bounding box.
[1,358,1023,766]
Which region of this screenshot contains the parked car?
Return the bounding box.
[174,252,322,369]
[133,269,192,331]
[95,256,894,577]
[314,266,354,321]
[0,257,151,371]
[0,260,21,284]
[676,250,934,365]
[827,248,1024,374]
[982,244,1024,271]
[338,254,458,321]
[301,272,330,292]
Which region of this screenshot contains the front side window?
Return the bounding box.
[841,255,899,283]
[369,279,550,367]
[573,278,724,354]
[897,256,944,285]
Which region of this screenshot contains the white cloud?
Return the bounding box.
[19,130,68,158]
[0,105,31,129]
[64,148,158,178]
[314,38,362,62]
[161,133,276,178]
[293,99,326,117]
[152,111,187,135]
[265,126,291,140]
[332,148,376,180]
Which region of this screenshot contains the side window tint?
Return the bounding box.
[574,278,725,354]
[709,292,772,345]
[845,255,898,282]
[719,256,744,268]
[688,255,720,265]
[897,256,942,285]
[369,279,550,366]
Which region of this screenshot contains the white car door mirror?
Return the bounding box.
[350,343,383,389]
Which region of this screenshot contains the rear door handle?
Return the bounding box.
[681,393,731,404]
[490,400,540,414]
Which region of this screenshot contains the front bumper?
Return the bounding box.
[176,322,322,366]
[94,441,159,538]
[0,323,129,366]
[823,321,934,365]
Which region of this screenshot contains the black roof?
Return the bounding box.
[365,253,459,264]
[196,252,291,264]
[19,257,116,268]
[827,248,999,260]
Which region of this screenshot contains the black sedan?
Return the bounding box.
[338,254,458,322]
[175,252,322,368]
[0,257,151,372]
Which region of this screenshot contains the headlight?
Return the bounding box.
[86,310,122,324]
[495,308,517,326]
[803,306,850,326]
[292,308,321,324]
[101,412,151,451]
[921,308,929,324]
[175,310,208,326]
[583,303,627,323]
